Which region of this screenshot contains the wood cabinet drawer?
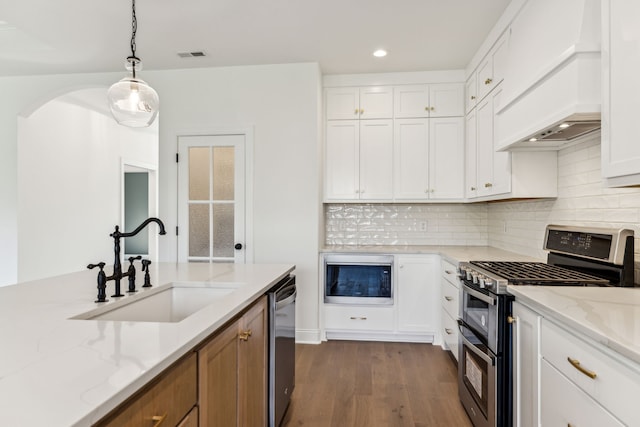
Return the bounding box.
[441,310,459,361]
[96,352,198,427]
[441,259,459,286]
[540,359,623,427]
[441,279,459,318]
[541,319,640,426]
[324,305,394,331]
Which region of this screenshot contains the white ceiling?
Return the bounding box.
[0,0,511,77]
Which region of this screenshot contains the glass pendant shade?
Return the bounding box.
[107,75,159,128]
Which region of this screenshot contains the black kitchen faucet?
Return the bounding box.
[88,217,166,302]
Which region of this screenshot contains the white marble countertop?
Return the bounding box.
[508,285,640,366]
[0,262,294,427]
[321,244,542,264]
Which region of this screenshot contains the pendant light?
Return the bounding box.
[107,0,159,128]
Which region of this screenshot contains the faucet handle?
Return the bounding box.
[141,259,152,271]
[88,262,108,302]
[128,255,142,265]
[87,262,106,271]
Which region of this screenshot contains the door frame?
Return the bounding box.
[121,159,159,260]
[175,126,254,263]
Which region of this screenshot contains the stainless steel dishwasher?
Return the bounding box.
[269,274,296,427]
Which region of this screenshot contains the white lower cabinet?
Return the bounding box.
[513,301,640,427]
[440,259,460,361]
[396,255,438,334]
[512,301,540,427]
[323,254,439,343]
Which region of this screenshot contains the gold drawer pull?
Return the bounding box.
[238,329,252,341]
[445,270,454,274]
[485,78,493,85]
[444,296,454,301]
[484,182,493,188]
[471,95,476,100]
[349,316,367,320]
[151,413,167,427]
[445,328,453,335]
[567,357,597,379]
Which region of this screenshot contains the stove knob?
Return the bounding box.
[478,275,486,288]
[457,267,466,279]
[483,278,494,290]
[466,270,473,281]
[472,273,479,284]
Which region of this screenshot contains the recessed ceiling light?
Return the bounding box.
[529,137,538,142]
[373,49,387,58]
[559,123,570,128]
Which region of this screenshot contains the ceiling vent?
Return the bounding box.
[177,51,207,58]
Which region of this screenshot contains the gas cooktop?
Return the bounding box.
[469,261,610,286]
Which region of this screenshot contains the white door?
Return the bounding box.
[178,134,246,263]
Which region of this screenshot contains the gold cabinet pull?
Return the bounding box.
[425,106,430,111]
[360,109,364,114]
[151,413,167,427]
[445,328,453,335]
[507,316,516,324]
[430,107,435,111]
[484,183,493,188]
[485,78,493,85]
[445,270,454,275]
[470,186,476,191]
[354,109,359,115]
[471,95,476,100]
[567,357,597,379]
[238,329,252,341]
[444,296,454,301]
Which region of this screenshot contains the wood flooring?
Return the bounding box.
[282,341,472,427]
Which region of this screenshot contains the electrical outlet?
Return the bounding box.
[419,221,428,231]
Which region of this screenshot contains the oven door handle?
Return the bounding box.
[463,284,496,305]
[458,322,496,366]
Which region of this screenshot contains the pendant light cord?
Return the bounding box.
[127,0,139,78]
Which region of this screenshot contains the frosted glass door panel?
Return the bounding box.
[189,147,210,200]
[178,134,246,263]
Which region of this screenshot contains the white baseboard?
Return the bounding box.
[295,328,322,344]
[325,329,434,343]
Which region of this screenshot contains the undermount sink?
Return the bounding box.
[72,282,242,323]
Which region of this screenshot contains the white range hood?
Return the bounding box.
[496,0,601,151]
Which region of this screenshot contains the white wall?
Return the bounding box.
[148,63,323,343]
[17,90,158,282]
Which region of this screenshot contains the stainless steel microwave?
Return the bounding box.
[323,254,394,305]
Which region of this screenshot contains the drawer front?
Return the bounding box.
[441,279,459,318]
[540,360,624,427]
[441,259,459,286]
[97,352,198,427]
[441,310,459,361]
[324,305,394,331]
[541,319,640,426]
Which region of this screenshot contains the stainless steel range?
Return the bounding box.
[457,225,635,427]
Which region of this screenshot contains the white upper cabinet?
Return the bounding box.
[359,120,394,200]
[325,120,360,200]
[476,30,509,102]
[465,74,478,115]
[601,0,640,186]
[394,84,464,118]
[394,117,464,201]
[326,87,393,120]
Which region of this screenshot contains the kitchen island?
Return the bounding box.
[0,262,294,426]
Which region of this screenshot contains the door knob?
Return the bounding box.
[234,243,243,250]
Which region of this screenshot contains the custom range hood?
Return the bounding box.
[496,0,601,151]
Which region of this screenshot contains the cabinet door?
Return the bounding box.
[476,56,493,102]
[325,121,359,200]
[476,96,494,197]
[326,87,360,120]
[540,360,624,427]
[430,83,464,117]
[489,87,511,195]
[359,120,393,200]
[465,109,478,198]
[465,74,478,115]
[430,117,465,199]
[394,85,429,118]
[239,296,268,427]
[491,30,509,88]
[602,0,640,183]
[397,256,438,333]
[394,118,429,199]
[359,86,393,119]
[512,301,541,427]
[199,318,241,427]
